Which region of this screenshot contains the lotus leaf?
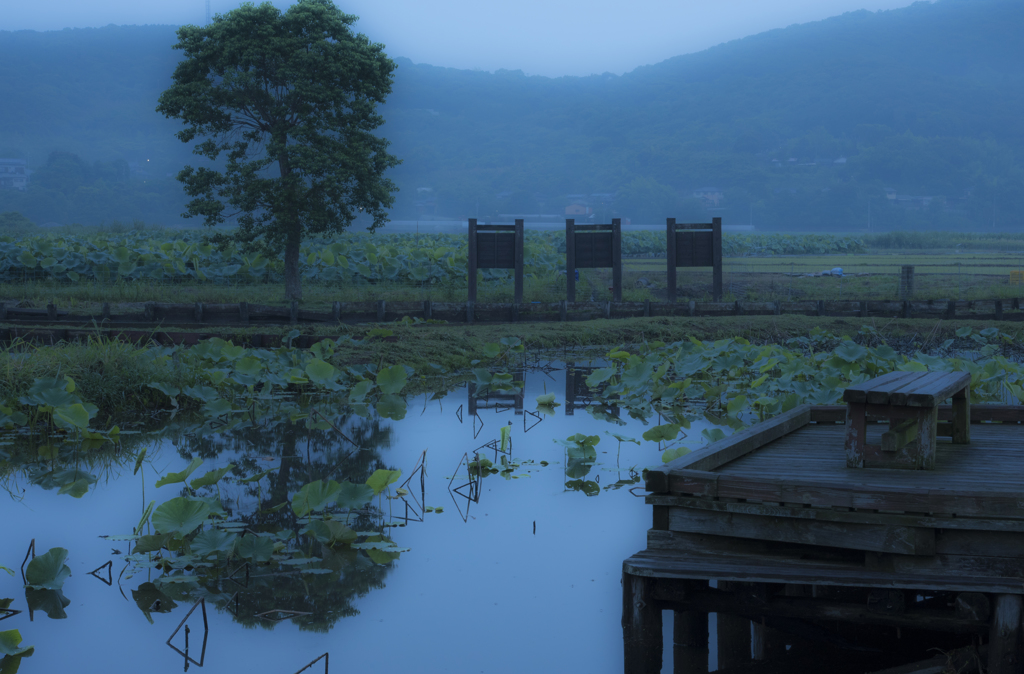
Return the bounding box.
[191,529,237,558]
[292,480,343,517]
[190,464,235,490]
[152,497,212,537]
[366,469,402,496]
[336,481,374,509]
[376,365,407,395]
[0,630,32,658]
[235,534,275,563]
[154,457,203,488]
[25,588,70,620]
[24,548,71,591]
[375,394,407,420]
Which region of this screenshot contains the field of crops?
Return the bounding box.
[0,230,875,286]
[2,229,1022,307]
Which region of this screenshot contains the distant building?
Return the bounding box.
[565,203,593,216]
[884,187,938,210]
[0,158,28,190]
[692,187,724,207]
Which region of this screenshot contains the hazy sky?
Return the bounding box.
[6,0,921,77]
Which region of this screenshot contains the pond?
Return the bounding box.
[1,362,715,674]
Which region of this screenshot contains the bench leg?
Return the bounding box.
[844,403,867,468]
[988,594,1022,674]
[673,605,709,674]
[952,387,971,444]
[623,572,663,674]
[916,407,938,469]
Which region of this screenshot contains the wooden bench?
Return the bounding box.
[843,371,971,470]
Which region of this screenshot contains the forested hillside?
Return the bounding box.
[1,0,1022,230]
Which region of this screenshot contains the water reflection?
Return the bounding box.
[1,361,674,674]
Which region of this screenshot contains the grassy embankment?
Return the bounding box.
[3,314,1021,415]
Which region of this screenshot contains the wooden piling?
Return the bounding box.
[988,594,1022,674]
[623,572,662,674]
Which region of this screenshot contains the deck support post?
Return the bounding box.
[751,584,786,661]
[673,580,709,674]
[716,581,752,669]
[623,572,662,674]
[988,593,1022,674]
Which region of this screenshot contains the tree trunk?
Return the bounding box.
[284,225,302,301]
[278,147,303,301]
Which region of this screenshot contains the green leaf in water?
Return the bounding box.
[642,424,681,443]
[191,529,237,558]
[0,630,33,658]
[189,464,235,490]
[292,480,343,517]
[24,548,71,591]
[375,394,407,420]
[154,458,203,488]
[152,497,212,537]
[366,469,402,496]
[235,534,275,563]
[376,365,408,395]
[336,481,374,509]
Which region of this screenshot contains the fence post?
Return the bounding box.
[194,302,203,323]
[331,301,341,322]
[611,218,622,302]
[712,217,723,302]
[565,219,576,303]
[899,265,915,300]
[467,218,478,304]
[666,218,677,303]
[514,219,524,305]
[289,300,298,325]
[240,301,250,326]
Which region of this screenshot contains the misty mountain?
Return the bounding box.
[1,0,1021,230]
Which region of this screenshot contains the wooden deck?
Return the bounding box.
[623,403,1024,674]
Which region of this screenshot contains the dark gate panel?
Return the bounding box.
[574,232,614,269]
[674,231,714,268]
[565,219,622,303]
[467,219,524,306]
[666,217,723,302]
[475,232,517,269]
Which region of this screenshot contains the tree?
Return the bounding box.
[156,0,401,300]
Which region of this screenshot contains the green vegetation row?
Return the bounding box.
[0,229,873,287]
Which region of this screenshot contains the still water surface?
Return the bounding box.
[2,365,715,673]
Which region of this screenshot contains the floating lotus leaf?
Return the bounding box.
[366,469,402,496]
[189,464,235,490]
[235,534,275,563]
[152,497,212,537]
[292,480,342,517]
[154,457,203,488]
[336,481,374,510]
[24,548,71,591]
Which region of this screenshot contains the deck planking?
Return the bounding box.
[716,423,1024,490]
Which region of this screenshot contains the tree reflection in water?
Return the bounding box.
[155,411,402,632]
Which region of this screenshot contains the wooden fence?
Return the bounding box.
[0,297,1021,342]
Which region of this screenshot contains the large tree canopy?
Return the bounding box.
[157,0,400,299]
